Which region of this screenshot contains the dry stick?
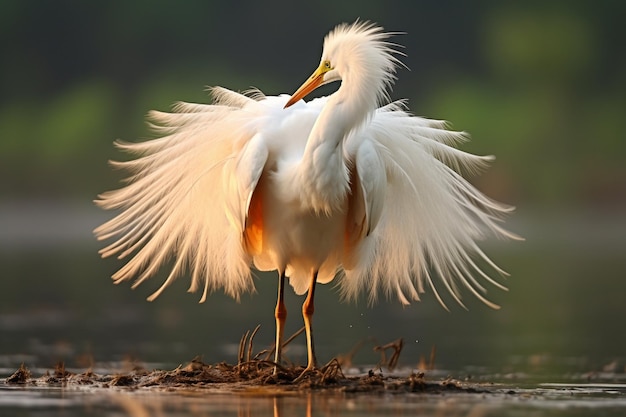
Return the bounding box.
[247,325,261,363]
[236,325,262,375]
[259,326,305,361]
[238,329,250,369]
[238,324,349,382]
[388,338,403,370]
[320,358,345,383]
[282,326,305,349]
[373,338,404,371]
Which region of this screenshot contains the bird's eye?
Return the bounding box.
[324,61,331,69]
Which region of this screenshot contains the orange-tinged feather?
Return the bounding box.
[343,166,366,270]
[244,182,264,255]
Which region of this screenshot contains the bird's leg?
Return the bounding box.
[273,270,287,374]
[301,270,319,372]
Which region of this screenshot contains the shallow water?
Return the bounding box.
[1,202,625,415]
[1,366,626,416]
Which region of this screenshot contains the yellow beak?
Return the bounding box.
[284,61,332,108]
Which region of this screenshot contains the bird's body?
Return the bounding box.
[95,22,519,375]
[236,95,348,293]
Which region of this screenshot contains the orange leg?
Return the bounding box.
[301,270,319,372]
[273,270,287,374]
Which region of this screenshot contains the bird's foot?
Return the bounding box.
[293,358,344,384]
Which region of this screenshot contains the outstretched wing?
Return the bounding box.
[342,102,520,309]
[94,87,270,302]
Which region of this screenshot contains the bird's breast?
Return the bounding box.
[250,171,348,271]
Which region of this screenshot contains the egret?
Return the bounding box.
[95,21,519,376]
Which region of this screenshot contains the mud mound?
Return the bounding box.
[5,359,478,394]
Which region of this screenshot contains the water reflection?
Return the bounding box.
[75,389,495,417]
[2,381,625,417]
[109,391,319,417]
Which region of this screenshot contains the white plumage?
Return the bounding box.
[95,21,519,374]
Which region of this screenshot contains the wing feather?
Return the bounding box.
[94,88,268,301]
[340,105,520,308]
[343,138,386,270]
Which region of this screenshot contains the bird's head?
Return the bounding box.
[284,21,402,109]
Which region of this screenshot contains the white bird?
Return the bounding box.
[95,21,519,376]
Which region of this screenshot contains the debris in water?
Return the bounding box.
[6,363,30,384]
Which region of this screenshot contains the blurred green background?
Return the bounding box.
[1,1,625,375]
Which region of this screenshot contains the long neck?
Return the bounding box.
[305,68,378,154]
[296,80,375,214]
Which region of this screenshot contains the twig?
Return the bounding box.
[260,326,306,361]
[373,338,404,371]
[247,324,261,363]
[238,329,250,369]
